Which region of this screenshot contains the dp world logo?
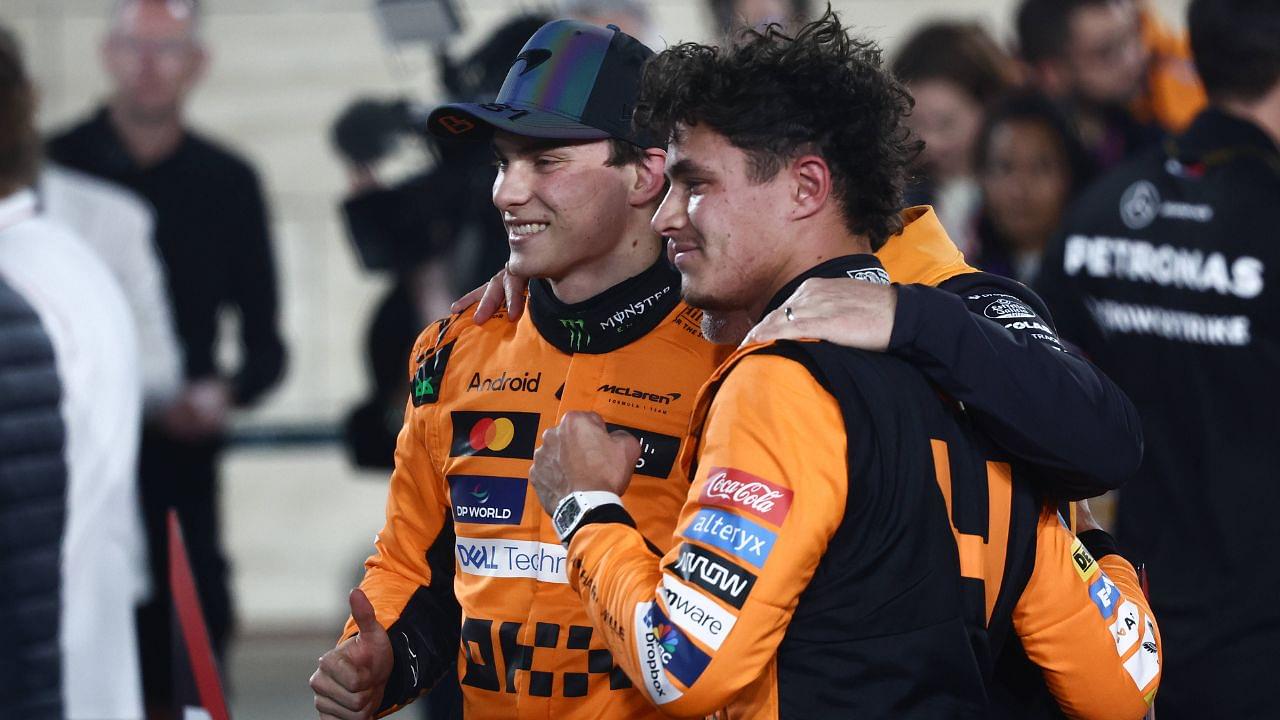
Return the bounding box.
[560,318,591,351]
[1120,180,1161,230]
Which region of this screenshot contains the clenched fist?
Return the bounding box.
[529,411,642,516]
[310,588,393,719]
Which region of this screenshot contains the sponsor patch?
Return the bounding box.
[450,411,540,459]
[1120,180,1161,230]
[455,537,567,583]
[698,467,793,526]
[847,267,890,284]
[1122,616,1160,690]
[639,603,711,691]
[466,370,542,393]
[447,475,527,525]
[606,424,681,479]
[1088,572,1121,619]
[665,543,757,610]
[1070,537,1099,582]
[660,575,737,650]
[682,509,777,569]
[1109,600,1141,656]
[982,294,1037,320]
[634,604,683,704]
[411,340,455,406]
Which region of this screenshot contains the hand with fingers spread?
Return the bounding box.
[310,588,393,720]
[449,266,531,325]
[529,411,642,517]
[743,277,898,350]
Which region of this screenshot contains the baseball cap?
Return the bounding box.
[426,19,661,148]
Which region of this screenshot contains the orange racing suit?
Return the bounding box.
[345,209,1157,718]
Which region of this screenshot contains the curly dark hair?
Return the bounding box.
[635,7,917,249]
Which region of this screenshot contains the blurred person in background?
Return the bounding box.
[38,163,183,414]
[892,21,1020,256]
[1036,0,1280,716]
[707,0,812,35]
[44,0,288,715]
[0,25,147,720]
[1016,0,1204,171]
[971,92,1096,285]
[562,0,656,44]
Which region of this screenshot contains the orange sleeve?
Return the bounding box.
[339,323,458,717]
[567,354,848,717]
[342,323,453,641]
[1013,508,1162,719]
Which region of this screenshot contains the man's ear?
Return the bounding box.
[789,154,832,221]
[629,147,668,208]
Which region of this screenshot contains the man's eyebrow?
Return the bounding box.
[667,157,712,179]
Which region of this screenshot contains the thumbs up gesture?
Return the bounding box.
[310,588,394,719]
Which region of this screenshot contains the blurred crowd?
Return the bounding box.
[3,0,1277,719]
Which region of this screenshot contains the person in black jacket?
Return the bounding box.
[0,281,66,719]
[43,1,286,713]
[1036,1,1280,716]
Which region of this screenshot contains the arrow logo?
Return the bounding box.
[514,48,553,76]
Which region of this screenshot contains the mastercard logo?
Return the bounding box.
[469,417,516,452]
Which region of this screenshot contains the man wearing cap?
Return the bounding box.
[311,17,1150,720]
[310,20,729,720]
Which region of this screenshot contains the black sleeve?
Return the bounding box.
[887,272,1143,498]
[377,516,462,713]
[226,167,287,406]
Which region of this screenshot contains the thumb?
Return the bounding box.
[349,587,384,638]
[610,430,643,469]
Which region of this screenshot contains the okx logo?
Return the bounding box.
[411,340,455,406]
[450,411,539,459]
[606,424,680,478]
[448,475,527,525]
[560,318,591,351]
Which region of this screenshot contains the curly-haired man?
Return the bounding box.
[530,10,1161,717]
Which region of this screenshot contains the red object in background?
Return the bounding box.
[169,510,232,720]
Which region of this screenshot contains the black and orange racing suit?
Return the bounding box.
[345,207,1150,718]
[565,254,1162,718]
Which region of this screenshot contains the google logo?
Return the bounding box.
[469,417,516,452]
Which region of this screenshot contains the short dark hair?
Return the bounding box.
[0,25,39,192]
[1189,0,1280,103]
[605,138,646,168]
[1016,0,1111,64]
[636,8,917,250]
[974,91,1097,196]
[892,22,1017,107]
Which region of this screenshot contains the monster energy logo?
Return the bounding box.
[560,318,591,351]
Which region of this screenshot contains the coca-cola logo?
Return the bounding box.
[698,467,793,526]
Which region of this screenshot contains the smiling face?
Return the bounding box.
[652,123,793,319]
[491,132,645,289]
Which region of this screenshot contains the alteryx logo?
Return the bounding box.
[448,475,526,525]
[682,508,777,569]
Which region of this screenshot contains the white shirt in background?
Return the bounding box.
[0,189,147,720]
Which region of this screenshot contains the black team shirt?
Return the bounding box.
[46,107,286,406]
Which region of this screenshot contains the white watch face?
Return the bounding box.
[555,496,582,534]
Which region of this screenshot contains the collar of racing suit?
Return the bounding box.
[761,254,890,320]
[1167,107,1280,176]
[527,253,683,354]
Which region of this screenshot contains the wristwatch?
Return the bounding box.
[552,491,624,543]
